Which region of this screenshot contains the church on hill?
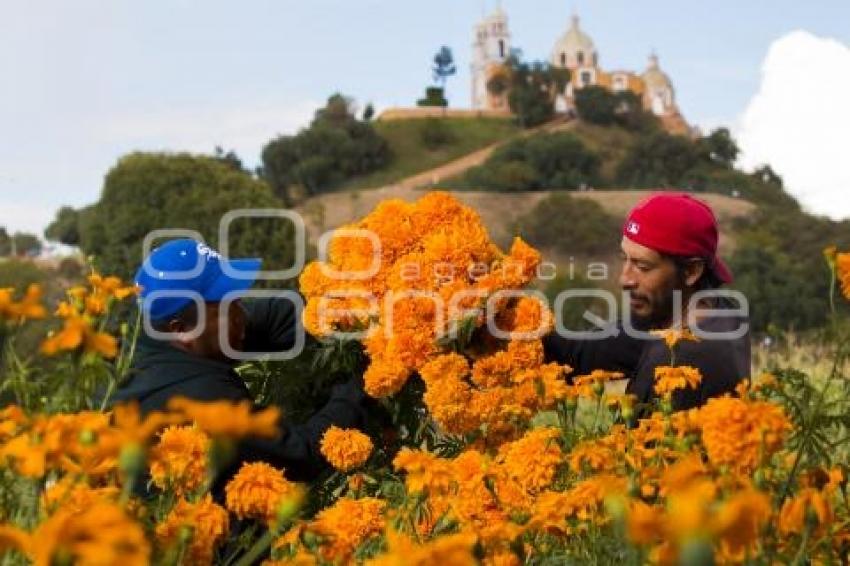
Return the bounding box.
[470,7,692,135]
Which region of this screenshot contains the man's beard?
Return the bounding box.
[627,290,677,331]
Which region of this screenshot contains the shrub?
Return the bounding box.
[462,132,600,191]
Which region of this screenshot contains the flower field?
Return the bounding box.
[1,193,850,565]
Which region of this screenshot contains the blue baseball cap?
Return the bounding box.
[135,239,261,321]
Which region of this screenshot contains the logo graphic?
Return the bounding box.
[626,221,640,235]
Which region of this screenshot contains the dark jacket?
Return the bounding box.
[109,298,370,485]
[543,312,750,413]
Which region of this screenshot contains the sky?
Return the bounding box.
[1,0,849,237]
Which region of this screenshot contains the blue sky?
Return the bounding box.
[1,0,849,236]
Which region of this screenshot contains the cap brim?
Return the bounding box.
[202,258,262,301]
[712,256,734,284]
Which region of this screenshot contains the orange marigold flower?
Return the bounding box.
[653,365,702,397]
[651,327,699,350]
[626,499,665,545]
[42,478,120,515]
[696,396,791,472]
[779,487,833,536]
[393,448,454,495]
[310,497,386,563]
[366,529,477,566]
[225,462,301,524]
[0,284,47,321]
[320,426,373,472]
[30,502,150,566]
[40,315,118,358]
[496,428,562,494]
[149,425,210,495]
[712,488,771,559]
[156,495,229,566]
[363,357,411,398]
[836,252,850,300]
[167,397,280,439]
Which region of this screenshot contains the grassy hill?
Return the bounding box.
[338,117,520,190]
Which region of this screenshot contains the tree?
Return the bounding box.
[463,132,600,191]
[515,193,621,256]
[432,46,457,87]
[574,86,617,125]
[213,146,245,172]
[362,103,375,122]
[616,130,702,188]
[68,153,296,278]
[261,94,391,203]
[698,127,739,168]
[0,229,42,257]
[45,206,82,246]
[503,56,570,128]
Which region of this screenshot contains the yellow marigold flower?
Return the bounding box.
[658,453,708,495]
[310,497,386,563]
[574,369,624,397]
[696,396,791,472]
[167,397,280,439]
[225,461,301,524]
[149,425,210,495]
[30,502,150,566]
[319,426,373,472]
[156,495,229,566]
[779,487,833,536]
[837,252,850,300]
[651,327,699,350]
[653,365,702,397]
[496,428,562,494]
[665,479,717,538]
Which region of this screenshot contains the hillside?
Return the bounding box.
[338,117,520,190]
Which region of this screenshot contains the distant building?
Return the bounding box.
[470,9,692,135]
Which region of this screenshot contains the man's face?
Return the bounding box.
[180,300,247,362]
[618,237,682,329]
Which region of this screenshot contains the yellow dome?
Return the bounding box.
[551,14,597,66]
[642,53,673,89]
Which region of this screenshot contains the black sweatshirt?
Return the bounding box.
[109,298,370,485]
[543,313,751,413]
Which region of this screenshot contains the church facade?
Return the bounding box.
[471,8,692,135]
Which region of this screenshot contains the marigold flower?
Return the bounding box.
[320,426,373,472]
[149,425,210,495]
[30,502,150,566]
[156,495,229,565]
[653,365,702,397]
[167,397,280,439]
[779,487,833,536]
[40,314,118,358]
[366,529,477,566]
[626,499,665,545]
[0,284,47,321]
[310,497,386,563]
[696,396,791,472]
[712,488,771,559]
[651,327,699,350]
[42,478,120,515]
[393,448,454,495]
[836,252,850,300]
[225,461,301,524]
[496,428,562,494]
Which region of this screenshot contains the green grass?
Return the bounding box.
[338,117,520,190]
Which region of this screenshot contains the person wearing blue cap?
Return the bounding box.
[109,238,374,487]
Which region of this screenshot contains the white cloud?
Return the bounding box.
[737,30,850,219]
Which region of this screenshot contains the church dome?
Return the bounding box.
[551,14,597,68]
[642,53,673,90]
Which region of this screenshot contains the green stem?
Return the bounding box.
[234,530,273,566]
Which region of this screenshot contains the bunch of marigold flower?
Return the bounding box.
[299,192,549,400]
